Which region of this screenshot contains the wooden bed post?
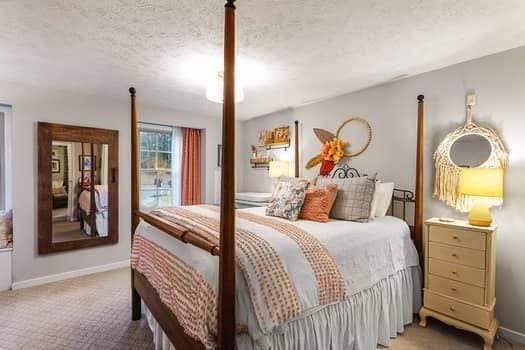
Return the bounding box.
[81,143,85,189]
[130,87,142,320]
[89,143,97,236]
[218,1,237,349]
[80,143,85,229]
[414,95,425,255]
[294,120,299,177]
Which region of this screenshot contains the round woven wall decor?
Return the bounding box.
[434,121,508,212]
[335,117,372,157]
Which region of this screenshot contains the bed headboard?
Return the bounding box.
[329,163,417,236]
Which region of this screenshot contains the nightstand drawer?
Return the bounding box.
[428,258,485,287]
[429,242,485,269]
[429,225,486,251]
[424,291,491,329]
[428,274,484,305]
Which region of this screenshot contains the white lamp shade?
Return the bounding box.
[206,72,245,103]
[269,160,290,178]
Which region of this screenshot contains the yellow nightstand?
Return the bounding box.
[419,218,499,350]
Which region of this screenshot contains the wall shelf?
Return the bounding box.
[251,163,270,169]
[257,141,290,151]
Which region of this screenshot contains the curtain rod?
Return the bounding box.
[138,121,204,131]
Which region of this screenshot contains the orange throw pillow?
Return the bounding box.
[300,184,338,222]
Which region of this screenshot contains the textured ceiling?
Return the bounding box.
[1,0,525,120]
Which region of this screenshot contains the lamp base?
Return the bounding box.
[468,202,492,227]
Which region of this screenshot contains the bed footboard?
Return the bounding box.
[133,269,206,350]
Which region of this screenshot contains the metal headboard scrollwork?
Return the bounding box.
[331,163,363,179]
[327,163,417,231]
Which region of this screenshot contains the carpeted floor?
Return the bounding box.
[52,220,91,243]
[0,268,154,350]
[0,268,523,350]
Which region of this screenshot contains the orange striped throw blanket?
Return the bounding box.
[131,205,348,348]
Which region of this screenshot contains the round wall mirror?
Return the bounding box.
[449,134,492,168]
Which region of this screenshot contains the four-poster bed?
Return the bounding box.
[129,1,425,349]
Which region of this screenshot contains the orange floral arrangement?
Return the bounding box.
[305,117,372,176]
[320,138,345,163]
[318,137,346,175]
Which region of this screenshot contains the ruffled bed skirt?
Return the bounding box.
[145,266,422,350]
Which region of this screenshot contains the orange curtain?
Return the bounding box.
[181,128,202,205]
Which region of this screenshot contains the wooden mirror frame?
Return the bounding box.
[38,122,119,254]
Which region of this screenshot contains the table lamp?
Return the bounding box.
[269,160,290,179]
[459,167,504,226]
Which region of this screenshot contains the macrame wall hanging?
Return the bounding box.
[305,117,372,176]
[433,94,508,212]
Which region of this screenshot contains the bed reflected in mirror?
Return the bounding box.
[38,122,118,254]
[51,142,110,243]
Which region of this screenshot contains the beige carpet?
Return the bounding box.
[0,268,153,350]
[0,268,522,350]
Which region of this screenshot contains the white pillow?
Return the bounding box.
[369,180,380,218]
[370,181,395,218]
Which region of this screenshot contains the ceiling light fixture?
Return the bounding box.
[206,71,245,103]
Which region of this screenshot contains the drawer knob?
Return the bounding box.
[451,253,458,258]
[452,235,459,240]
[451,287,457,292]
[452,271,458,275]
[449,307,456,312]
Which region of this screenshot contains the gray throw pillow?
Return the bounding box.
[316,174,376,222]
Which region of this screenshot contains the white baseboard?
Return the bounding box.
[11,260,129,290]
[499,326,525,344]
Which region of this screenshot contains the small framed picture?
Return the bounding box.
[51,159,60,173]
[78,155,96,171]
[274,126,290,143]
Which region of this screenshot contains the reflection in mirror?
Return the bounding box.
[51,141,109,243]
[449,134,492,168]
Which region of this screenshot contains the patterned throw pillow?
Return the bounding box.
[300,184,338,222]
[266,179,309,221]
[316,174,376,222]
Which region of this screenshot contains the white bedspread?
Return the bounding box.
[235,192,272,202]
[146,266,421,350]
[134,206,420,348]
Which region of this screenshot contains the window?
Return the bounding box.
[0,104,12,211]
[0,110,5,210]
[0,104,13,250]
[139,125,182,209]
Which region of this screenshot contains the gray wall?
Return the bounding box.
[0,81,222,284]
[239,46,525,333]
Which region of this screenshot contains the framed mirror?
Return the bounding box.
[434,120,507,212]
[38,122,119,254]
